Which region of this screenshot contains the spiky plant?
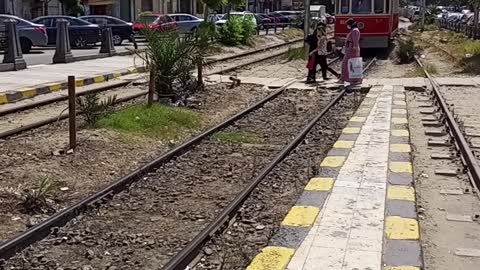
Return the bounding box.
[136,27,209,101]
[77,92,117,126]
[20,177,57,214]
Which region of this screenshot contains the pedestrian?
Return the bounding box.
[305,26,319,84]
[315,23,339,81]
[305,23,339,83]
[339,19,362,85]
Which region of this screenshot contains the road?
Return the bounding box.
[21,41,141,66]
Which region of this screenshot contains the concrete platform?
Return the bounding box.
[0,55,145,105]
[246,85,422,270]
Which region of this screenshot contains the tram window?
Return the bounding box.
[374,0,384,13]
[340,0,349,14]
[352,0,372,14]
[386,0,390,13]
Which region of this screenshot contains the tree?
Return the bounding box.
[202,0,223,19]
[58,0,83,16]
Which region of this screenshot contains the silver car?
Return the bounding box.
[169,14,203,33]
[0,15,48,53]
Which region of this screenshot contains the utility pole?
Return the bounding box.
[420,0,426,30]
[303,0,310,42]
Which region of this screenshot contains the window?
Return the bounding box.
[340,0,349,14]
[386,0,390,13]
[108,18,124,25]
[352,0,372,14]
[374,0,384,13]
[181,16,192,21]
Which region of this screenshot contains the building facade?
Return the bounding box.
[0,0,62,19]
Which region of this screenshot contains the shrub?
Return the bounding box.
[218,16,243,46]
[397,38,416,63]
[240,17,257,45]
[138,29,206,101]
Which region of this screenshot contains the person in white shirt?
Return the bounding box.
[309,23,339,81]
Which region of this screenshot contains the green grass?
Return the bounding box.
[285,46,307,61]
[97,104,202,140]
[212,131,258,144]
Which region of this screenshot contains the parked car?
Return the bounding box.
[269,12,291,23]
[169,14,203,33]
[0,14,47,53]
[274,10,302,21]
[215,12,257,27]
[31,16,100,48]
[207,14,224,23]
[254,14,271,29]
[80,15,134,45]
[132,13,176,35]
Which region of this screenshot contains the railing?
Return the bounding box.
[438,19,480,40]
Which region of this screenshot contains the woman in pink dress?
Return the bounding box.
[339,19,362,85]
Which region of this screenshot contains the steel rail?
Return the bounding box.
[0,80,296,260]
[162,90,346,270]
[0,38,303,117]
[161,58,376,270]
[0,91,148,140]
[415,56,480,195]
[0,52,338,140]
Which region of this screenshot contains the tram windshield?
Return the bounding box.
[352,0,372,14]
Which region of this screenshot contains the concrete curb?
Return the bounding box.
[0,66,146,105]
[247,85,424,270]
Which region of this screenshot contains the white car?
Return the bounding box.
[215,12,257,27]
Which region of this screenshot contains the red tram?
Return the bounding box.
[334,0,399,48]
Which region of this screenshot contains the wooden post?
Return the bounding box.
[197,57,203,87]
[148,69,155,105]
[68,76,76,150]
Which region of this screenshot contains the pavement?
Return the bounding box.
[20,42,140,66]
[246,83,423,270]
[0,54,145,105]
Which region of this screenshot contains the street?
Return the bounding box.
[19,41,140,66]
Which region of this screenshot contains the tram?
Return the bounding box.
[334,0,399,48]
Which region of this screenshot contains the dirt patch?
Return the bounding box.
[0,83,270,241]
[407,91,480,270]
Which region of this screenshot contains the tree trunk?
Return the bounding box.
[148,69,155,106]
[203,3,208,20]
[474,6,479,40]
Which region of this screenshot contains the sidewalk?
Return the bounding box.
[0,55,144,105]
[247,85,422,270]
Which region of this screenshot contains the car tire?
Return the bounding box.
[112,34,123,46]
[20,38,32,53]
[73,36,87,48]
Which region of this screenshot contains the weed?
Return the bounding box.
[397,38,416,63]
[97,104,202,140]
[285,46,307,61]
[218,16,243,46]
[424,63,438,74]
[212,131,258,144]
[77,92,117,126]
[19,177,57,214]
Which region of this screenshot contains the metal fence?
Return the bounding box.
[438,20,480,40]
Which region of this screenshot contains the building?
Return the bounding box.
[84,0,199,22]
[0,0,62,19]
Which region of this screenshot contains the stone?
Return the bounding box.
[446,214,473,222]
[454,248,480,257]
[204,247,214,256]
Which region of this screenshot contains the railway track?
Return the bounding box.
[414,56,480,196]
[0,38,306,140]
[0,57,376,269]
